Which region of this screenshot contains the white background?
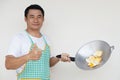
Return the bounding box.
[0,0,120,80]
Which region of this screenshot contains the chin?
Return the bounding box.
[31,26,40,29]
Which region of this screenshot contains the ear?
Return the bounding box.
[43,17,45,22]
[24,17,27,22]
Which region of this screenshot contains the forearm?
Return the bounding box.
[50,57,60,67]
[5,54,29,70]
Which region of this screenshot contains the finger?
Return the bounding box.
[37,48,42,52]
[61,56,67,62]
[36,48,42,53]
[32,57,39,60]
[62,53,70,57]
[32,44,38,50]
[61,53,71,62]
[65,57,70,61]
[37,51,42,56]
[36,48,42,56]
[62,53,69,59]
[67,57,71,62]
[34,48,42,55]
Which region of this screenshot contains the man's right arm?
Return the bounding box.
[5,54,29,70]
[5,44,42,70]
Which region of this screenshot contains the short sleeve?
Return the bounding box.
[7,35,22,57]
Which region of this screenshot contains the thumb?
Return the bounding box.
[37,48,42,52]
[32,44,38,51]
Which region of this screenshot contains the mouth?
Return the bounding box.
[32,24,40,26]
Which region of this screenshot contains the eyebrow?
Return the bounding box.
[29,14,42,17]
[29,15,34,17]
[38,15,42,17]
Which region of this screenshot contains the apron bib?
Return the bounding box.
[17,32,50,80]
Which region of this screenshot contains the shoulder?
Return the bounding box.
[11,31,27,42]
[15,31,27,38]
[7,32,25,56]
[42,34,49,40]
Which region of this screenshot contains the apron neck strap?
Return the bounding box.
[25,30,48,45]
[25,30,34,44]
[42,35,48,45]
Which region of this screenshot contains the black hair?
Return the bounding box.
[24,4,44,17]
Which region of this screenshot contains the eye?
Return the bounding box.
[29,15,34,18]
[38,16,41,18]
[30,16,34,18]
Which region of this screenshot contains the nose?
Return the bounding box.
[34,18,38,23]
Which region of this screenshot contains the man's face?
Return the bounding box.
[25,9,44,30]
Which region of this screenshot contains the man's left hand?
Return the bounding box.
[61,53,71,62]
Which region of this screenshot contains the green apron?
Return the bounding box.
[17,32,50,80]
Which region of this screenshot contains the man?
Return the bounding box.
[5,4,70,80]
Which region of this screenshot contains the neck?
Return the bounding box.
[26,29,42,38]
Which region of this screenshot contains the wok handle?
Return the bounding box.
[56,55,75,61]
[111,46,115,51]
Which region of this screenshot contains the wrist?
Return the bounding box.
[26,54,30,61]
[56,57,61,62]
[56,55,61,61]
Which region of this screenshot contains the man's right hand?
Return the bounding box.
[27,44,42,60]
[5,44,42,69]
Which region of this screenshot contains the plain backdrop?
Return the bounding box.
[0,0,120,80]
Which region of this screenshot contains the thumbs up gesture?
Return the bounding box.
[27,44,42,60]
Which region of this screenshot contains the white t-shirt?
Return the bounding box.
[7,31,53,73]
